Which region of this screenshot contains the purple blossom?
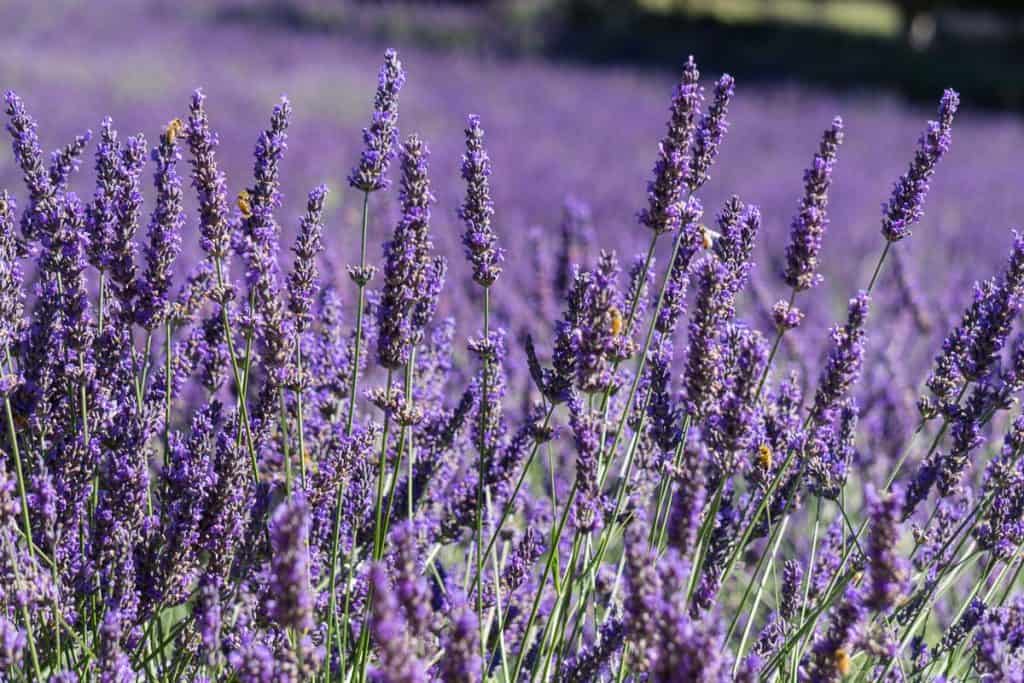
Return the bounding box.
[268,495,315,632]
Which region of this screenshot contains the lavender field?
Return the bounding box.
[3,1,1024,681]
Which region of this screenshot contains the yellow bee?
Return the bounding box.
[164,118,184,144]
[835,648,851,676]
[608,307,624,337]
[756,444,772,470]
[0,198,6,214]
[237,190,253,218]
[700,225,721,249]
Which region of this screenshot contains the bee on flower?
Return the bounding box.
[164,117,184,144]
[608,306,624,337]
[237,189,252,218]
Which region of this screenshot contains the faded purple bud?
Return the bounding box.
[568,392,602,533]
[864,485,909,612]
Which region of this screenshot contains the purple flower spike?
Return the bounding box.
[881,89,959,242]
[349,49,406,193]
[459,114,503,287]
[136,119,185,330]
[638,56,702,235]
[783,116,844,292]
[187,89,233,262]
[287,184,328,338]
[268,495,315,632]
[377,134,445,370]
[688,72,736,192]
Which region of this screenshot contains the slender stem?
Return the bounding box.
[475,285,491,652]
[346,191,371,431]
[325,191,372,674]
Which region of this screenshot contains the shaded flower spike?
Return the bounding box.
[377,134,444,369]
[48,128,92,191]
[0,191,24,351]
[864,485,909,612]
[349,49,406,193]
[267,495,315,632]
[783,116,844,292]
[437,601,482,682]
[688,72,736,192]
[459,114,503,287]
[287,184,328,337]
[187,89,233,261]
[136,118,185,330]
[4,90,55,240]
[806,587,865,683]
[638,56,702,234]
[568,392,603,533]
[810,291,870,428]
[881,88,959,242]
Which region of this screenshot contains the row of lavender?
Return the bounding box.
[1,46,1023,681]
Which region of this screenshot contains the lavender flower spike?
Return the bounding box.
[377,134,444,369]
[267,495,315,632]
[864,485,909,613]
[459,114,503,287]
[187,89,233,262]
[568,392,602,533]
[783,117,844,292]
[881,89,959,242]
[349,49,406,193]
[638,56,702,234]
[688,72,736,192]
[136,119,185,330]
[4,90,55,240]
[810,291,870,428]
[287,185,328,337]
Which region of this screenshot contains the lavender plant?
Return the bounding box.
[4,46,1024,683]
